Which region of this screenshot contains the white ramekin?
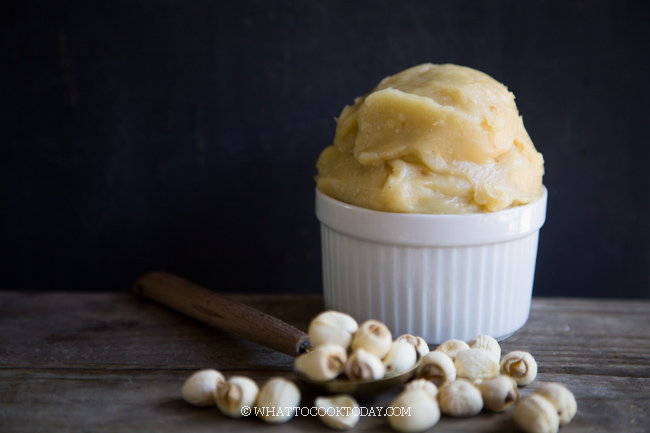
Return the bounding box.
[315,187,547,344]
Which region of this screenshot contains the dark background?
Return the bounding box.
[2,1,649,298]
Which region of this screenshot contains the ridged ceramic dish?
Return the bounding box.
[315,187,547,344]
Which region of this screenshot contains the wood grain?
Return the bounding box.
[0,293,648,432]
[133,271,311,357]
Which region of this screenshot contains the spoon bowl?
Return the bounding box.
[294,353,422,398]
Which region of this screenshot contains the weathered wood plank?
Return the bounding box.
[0,293,323,370]
[0,293,649,432]
[0,369,647,432]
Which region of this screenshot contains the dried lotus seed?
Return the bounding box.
[478,375,520,412]
[388,389,440,432]
[315,394,360,430]
[308,311,359,350]
[345,348,385,381]
[255,377,301,424]
[534,383,577,426]
[351,320,392,359]
[455,348,500,381]
[294,344,347,382]
[404,378,438,399]
[513,393,560,433]
[216,376,259,418]
[396,334,430,357]
[468,334,501,359]
[501,351,538,386]
[439,379,483,417]
[181,369,225,407]
[416,351,456,387]
[434,339,470,360]
[383,341,417,375]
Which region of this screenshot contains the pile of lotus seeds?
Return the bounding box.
[181,310,577,433]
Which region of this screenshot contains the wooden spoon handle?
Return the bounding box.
[133,271,310,357]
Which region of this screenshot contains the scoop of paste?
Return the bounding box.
[316,63,544,214]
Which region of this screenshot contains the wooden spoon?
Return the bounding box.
[134,271,420,397]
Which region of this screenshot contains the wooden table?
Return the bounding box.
[1,292,648,432]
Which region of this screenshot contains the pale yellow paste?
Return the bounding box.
[316,63,544,214]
